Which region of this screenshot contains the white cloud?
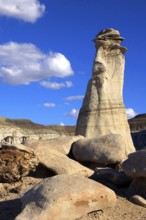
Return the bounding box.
[0,0,45,23]
[0,42,73,85]
[60,122,65,126]
[65,109,79,118]
[126,108,137,119]
[40,81,73,89]
[43,103,56,108]
[64,95,84,101]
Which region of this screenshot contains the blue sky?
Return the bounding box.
[0,0,145,125]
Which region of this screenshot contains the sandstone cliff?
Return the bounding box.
[0,117,75,144]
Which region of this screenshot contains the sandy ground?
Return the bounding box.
[79,196,146,220]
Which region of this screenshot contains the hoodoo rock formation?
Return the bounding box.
[76,28,135,155]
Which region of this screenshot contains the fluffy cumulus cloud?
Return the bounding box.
[65,109,79,118]
[126,108,137,119]
[40,81,73,90]
[64,95,84,101]
[0,42,73,85]
[0,0,45,23]
[43,103,56,108]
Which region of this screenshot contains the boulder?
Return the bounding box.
[33,142,93,177]
[29,135,84,155]
[122,149,146,178]
[76,28,135,156]
[16,175,117,220]
[72,134,127,165]
[0,149,38,183]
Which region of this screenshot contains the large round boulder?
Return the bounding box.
[16,175,117,220]
[72,134,127,165]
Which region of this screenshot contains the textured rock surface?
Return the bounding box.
[0,149,38,183]
[28,135,84,155]
[122,150,146,178]
[72,134,127,165]
[16,175,117,220]
[76,28,135,155]
[32,141,93,177]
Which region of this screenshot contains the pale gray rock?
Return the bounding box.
[122,149,146,178]
[72,134,127,165]
[76,28,135,156]
[16,175,117,220]
[129,195,146,208]
[33,141,93,177]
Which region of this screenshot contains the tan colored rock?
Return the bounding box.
[0,149,38,183]
[72,134,127,165]
[16,175,117,220]
[29,135,84,155]
[33,141,93,177]
[76,28,135,156]
[1,143,34,154]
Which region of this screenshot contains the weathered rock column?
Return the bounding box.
[76,28,135,155]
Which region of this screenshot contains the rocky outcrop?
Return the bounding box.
[16,175,117,220]
[128,114,146,150]
[128,114,146,132]
[72,134,127,165]
[76,28,135,156]
[0,117,75,145]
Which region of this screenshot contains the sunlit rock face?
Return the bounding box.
[76,28,135,155]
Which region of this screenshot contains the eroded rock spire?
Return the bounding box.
[76,28,135,155]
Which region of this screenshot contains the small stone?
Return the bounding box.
[130,195,146,208]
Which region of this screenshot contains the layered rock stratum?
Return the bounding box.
[0,117,75,144]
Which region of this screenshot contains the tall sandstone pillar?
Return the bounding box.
[76,28,135,155]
